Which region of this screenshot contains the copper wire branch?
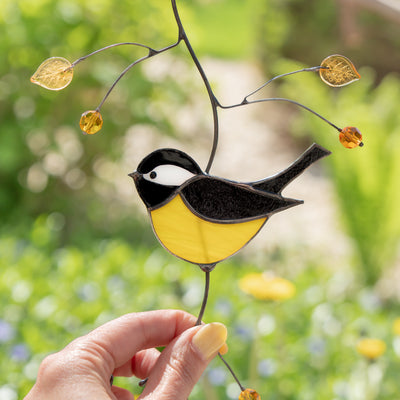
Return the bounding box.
[72,0,341,171]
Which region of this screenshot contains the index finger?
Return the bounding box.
[79,310,197,370]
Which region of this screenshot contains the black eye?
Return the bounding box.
[150,171,157,179]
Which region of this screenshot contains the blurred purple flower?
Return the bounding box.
[258,358,277,377]
[307,336,326,356]
[234,324,254,342]
[214,299,233,317]
[208,367,227,386]
[0,320,15,343]
[77,282,100,302]
[11,344,30,362]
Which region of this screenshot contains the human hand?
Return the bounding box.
[24,310,227,400]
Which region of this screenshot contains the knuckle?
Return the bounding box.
[37,352,67,381]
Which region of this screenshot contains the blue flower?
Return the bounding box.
[307,336,326,356]
[214,299,233,317]
[258,358,277,377]
[234,324,254,342]
[0,320,15,343]
[11,344,30,362]
[208,367,227,386]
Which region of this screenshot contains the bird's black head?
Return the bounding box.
[130,148,203,209]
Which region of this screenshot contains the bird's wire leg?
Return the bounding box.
[135,267,245,393]
[196,268,212,325]
[137,268,212,389]
[197,266,245,393]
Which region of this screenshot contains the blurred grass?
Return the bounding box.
[1,218,400,399]
[274,59,400,285]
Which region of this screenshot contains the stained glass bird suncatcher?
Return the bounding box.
[131,144,330,270]
[31,0,364,397]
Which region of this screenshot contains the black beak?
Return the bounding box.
[128,171,140,182]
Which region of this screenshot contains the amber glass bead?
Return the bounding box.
[239,388,261,400]
[339,126,363,148]
[80,110,103,134]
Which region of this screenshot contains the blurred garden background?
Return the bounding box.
[2,0,400,398]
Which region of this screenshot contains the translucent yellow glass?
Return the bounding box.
[339,126,363,148]
[79,110,103,135]
[150,195,266,265]
[319,55,360,87]
[31,57,74,91]
[239,389,261,400]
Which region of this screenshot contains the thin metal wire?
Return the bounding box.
[71,42,156,67]
[95,42,182,111]
[171,0,220,174]
[69,1,341,171]
[195,270,211,326]
[244,66,327,101]
[219,97,342,132]
[194,268,246,392]
[218,353,245,392]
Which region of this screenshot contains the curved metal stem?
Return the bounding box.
[96,54,149,111]
[196,270,210,326]
[219,353,245,392]
[219,96,342,132]
[194,268,245,392]
[95,40,181,111]
[244,66,325,101]
[71,42,156,67]
[171,0,220,173]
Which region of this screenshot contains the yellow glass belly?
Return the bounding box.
[150,194,267,265]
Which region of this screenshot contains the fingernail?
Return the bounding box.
[192,322,227,360]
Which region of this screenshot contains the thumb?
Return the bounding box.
[138,322,227,400]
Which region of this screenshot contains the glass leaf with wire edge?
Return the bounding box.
[79,110,103,134]
[339,126,363,148]
[30,57,74,91]
[319,55,360,87]
[239,389,261,400]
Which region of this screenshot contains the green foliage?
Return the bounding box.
[256,0,400,80]
[0,0,174,234]
[0,0,264,243]
[275,59,400,285]
[1,218,400,399]
[181,0,259,59]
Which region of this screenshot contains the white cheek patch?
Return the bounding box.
[143,164,196,186]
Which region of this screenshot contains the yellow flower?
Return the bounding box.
[239,273,296,301]
[356,338,386,360]
[393,318,400,336]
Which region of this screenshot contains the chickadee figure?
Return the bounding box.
[130,143,330,270]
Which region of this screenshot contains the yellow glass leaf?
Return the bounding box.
[239,389,261,400]
[319,55,360,87]
[339,126,363,149]
[31,57,74,91]
[80,110,103,135]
